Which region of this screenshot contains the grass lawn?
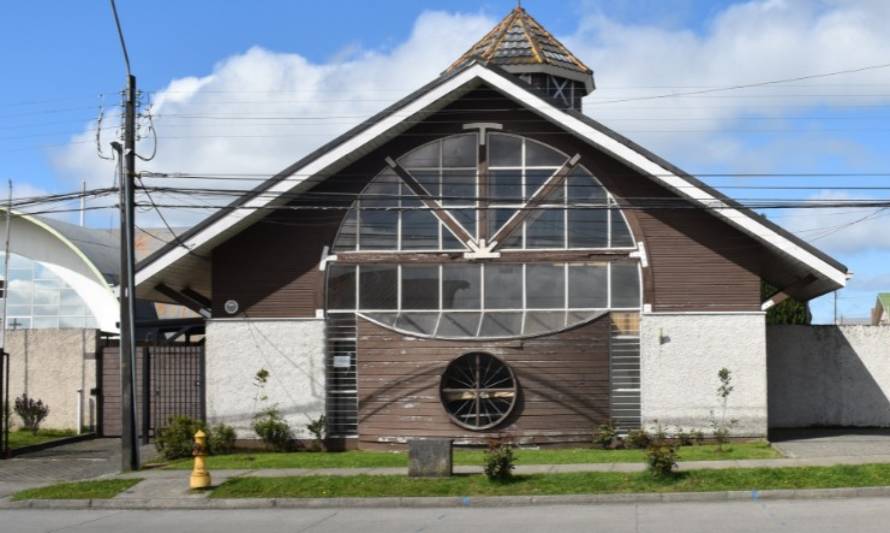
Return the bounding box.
[160,442,779,470]
[12,479,140,501]
[8,429,77,450]
[211,463,890,499]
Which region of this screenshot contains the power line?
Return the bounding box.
[586,62,890,106]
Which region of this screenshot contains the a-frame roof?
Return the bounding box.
[135,61,848,303]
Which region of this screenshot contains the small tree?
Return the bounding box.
[483,436,516,482]
[14,394,49,435]
[306,414,326,451]
[710,368,739,452]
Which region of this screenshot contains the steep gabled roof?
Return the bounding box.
[446,7,593,89]
[135,62,847,303]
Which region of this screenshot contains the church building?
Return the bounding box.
[136,7,847,448]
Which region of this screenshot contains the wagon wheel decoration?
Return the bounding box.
[440,352,518,430]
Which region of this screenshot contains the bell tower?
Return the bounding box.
[446,6,595,111]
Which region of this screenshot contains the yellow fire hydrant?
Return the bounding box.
[189,429,212,490]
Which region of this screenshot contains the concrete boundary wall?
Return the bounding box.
[205,319,326,439]
[640,313,768,437]
[6,329,98,431]
[768,325,890,428]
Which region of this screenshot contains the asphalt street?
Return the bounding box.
[2,497,890,533]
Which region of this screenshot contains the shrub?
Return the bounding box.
[593,420,619,449]
[483,437,515,482]
[253,408,292,451]
[208,423,237,455]
[674,427,692,446]
[306,414,326,451]
[693,430,705,445]
[155,416,206,460]
[626,429,651,449]
[646,441,678,477]
[14,394,49,435]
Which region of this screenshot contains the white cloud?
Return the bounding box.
[50,1,890,232]
[567,0,890,168]
[51,11,495,226]
[782,191,890,255]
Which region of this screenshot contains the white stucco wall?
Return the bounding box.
[7,329,98,431]
[205,319,326,439]
[768,325,890,428]
[640,313,768,437]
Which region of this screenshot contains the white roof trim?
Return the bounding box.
[137,64,847,289]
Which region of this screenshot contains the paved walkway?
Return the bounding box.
[771,429,890,458]
[0,438,157,498]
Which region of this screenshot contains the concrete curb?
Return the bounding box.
[5,485,890,510]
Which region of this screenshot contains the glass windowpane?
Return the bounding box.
[569,265,607,308]
[484,264,522,309]
[401,206,439,250]
[333,209,357,252]
[443,134,476,167]
[359,265,397,310]
[479,312,522,337]
[399,140,440,168]
[524,311,567,335]
[401,265,439,310]
[490,170,521,205]
[363,312,397,327]
[525,139,566,166]
[568,208,608,248]
[488,134,522,166]
[437,312,481,337]
[525,169,562,202]
[395,312,439,335]
[567,169,606,203]
[526,264,565,308]
[527,209,564,248]
[359,210,398,250]
[327,264,356,310]
[443,264,480,310]
[611,263,641,308]
[442,169,475,206]
[611,208,635,247]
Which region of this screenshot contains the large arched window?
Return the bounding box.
[327,131,641,339]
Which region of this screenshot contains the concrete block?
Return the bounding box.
[408,438,453,477]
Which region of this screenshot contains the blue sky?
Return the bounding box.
[2,0,890,323]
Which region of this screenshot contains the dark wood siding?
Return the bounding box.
[209,87,766,316]
[356,315,611,449]
[212,210,341,317]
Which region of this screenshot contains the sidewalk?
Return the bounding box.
[120,453,890,481]
[5,453,890,509]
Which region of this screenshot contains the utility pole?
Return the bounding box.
[110,0,139,472]
[112,74,139,472]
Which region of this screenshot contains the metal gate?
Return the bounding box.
[98,339,205,438]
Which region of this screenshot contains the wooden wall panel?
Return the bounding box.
[356,315,612,448]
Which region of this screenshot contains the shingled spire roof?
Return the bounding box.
[446,6,594,91]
